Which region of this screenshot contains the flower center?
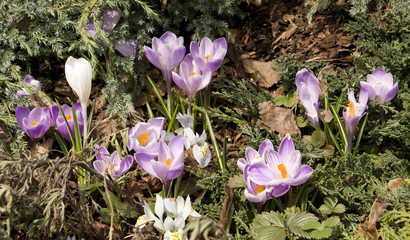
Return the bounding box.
[205,55,212,62]
[277,163,287,179]
[190,72,196,76]
[32,121,38,126]
[172,232,179,240]
[256,184,264,194]
[199,146,207,156]
[110,164,114,170]
[165,158,172,168]
[377,82,382,85]
[348,102,355,116]
[139,133,149,146]
[65,115,72,120]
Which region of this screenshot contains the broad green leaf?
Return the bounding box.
[251,211,286,240]
[296,115,309,128]
[302,221,323,230]
[255,227,286,240]
[323,216,340,227]
[274,91,297,107]
[228,174,246,189]
[311,130,326,148]
[333,204,346,214]
[310,227,333,239]
[286,207,318,238]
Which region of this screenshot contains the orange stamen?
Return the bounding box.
[256,184,264,194]
[348,102,355,117]
[32,121,38,126]
[277,164,287,179]
[205,55,212,62]
[65,115,72,120]
[165,158,172,168]
[139,133,149,146]
[377,82,382,85]
[190,72,196,76]
[110,164,114,170]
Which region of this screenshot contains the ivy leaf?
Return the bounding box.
[251,211,286,240]
[286,207,318,238]
[228,174,246,189]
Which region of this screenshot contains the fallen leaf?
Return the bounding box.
[256,101,300,136]
[319,109,333,123]
[242,60,280,88]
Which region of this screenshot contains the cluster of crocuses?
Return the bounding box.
[86,9,138,58]
[237,135,313,203]
[5,74,41,100]
[143,31,228,111]
[136,194,200,239]
[15,57,92,143]
[295,67,398,152]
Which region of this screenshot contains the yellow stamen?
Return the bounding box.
[165,158,172,168]
[32,121,38,126]
[65,115,72,120]
[277,163,287,179]
[139,133,149,146]
[110,164,114,170]
[173,232,179,240]
[348,102,355,117]
[205,55,212,62]
[190,72,196,76]
[377,82,382,85]
[256,184,264,194]
[200,146,207,156]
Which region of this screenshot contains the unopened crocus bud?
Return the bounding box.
[360,68,398,103]
[15,106,51,141]
[295,68,320,127]
[65,56,92,139]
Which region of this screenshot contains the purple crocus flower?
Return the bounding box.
[93,146,133,178]
[247,134,313,188]
[343,89,368,153]
[143,31,186,98]
[295,68,320,127]
[243,164,290,203]
[114,39,138,58]
[190,37,227,73]
[171,55,212,103]
[6,75,42,99]
[127,117,165,154]
[134,136,184,186]
[50,102,84,142]
[86,10,120,37]
[15,106,51,141]
[237,139,274,172]
[360,68,399,103]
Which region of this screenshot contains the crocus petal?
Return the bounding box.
[155,194,164,222]
[270,183,290,197]
[248,162,282,186]
[15,106,31,132]
[360,81,377,100]
[114,39,138,58]
[278,134,295,157]
[151,160,171,184]
[134,153,159,179]
[93,160,106,174]
[237,158,247,172]
[102,10,120,33]
[383,83,399,102]
[144,46,162,69]
[258,139,274,157]
[290,165,313,186]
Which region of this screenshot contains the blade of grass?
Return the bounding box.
[166,102,179,133]
[329,103,348,151]
[203,111,225,173]
[54,132,68,156]
[87,92,98,137]
[323,121,345,157]
[353,114,368,156]
[146,102,154,118]
[71,103,82,152]
[146,74,170,119]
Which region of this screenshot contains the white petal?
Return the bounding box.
[155,194,164,221]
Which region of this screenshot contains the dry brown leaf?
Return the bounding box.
[317,65,337,99]
[256,101,300,136]
[242,59,280,88]
[358,178,406,240]
[319,109,333,123]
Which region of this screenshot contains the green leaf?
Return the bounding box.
[296,115,309,128]
[311,130,326,148]
[228,174,246,189]
[251,211,286,240]
[310,227,332,239]
[274,91,297,107]
[332,204,346,214]
[323,216,340,228]
[302,221,323,230]
[319,197,346,215]
[286,207,318,238]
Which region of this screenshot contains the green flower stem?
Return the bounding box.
[103,174,114,240]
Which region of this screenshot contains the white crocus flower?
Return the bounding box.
[176,113,196,149]
[137,194,200,240]
[65,56,92,140]
[192,131,211,168]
